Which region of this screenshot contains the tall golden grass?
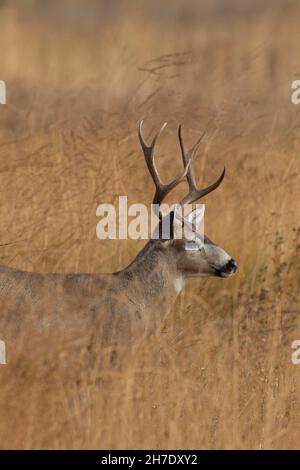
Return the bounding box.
[0,1,300,449]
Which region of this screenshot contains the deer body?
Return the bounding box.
[0,242,176,342]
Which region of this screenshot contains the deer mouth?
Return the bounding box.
[215,269,232,278]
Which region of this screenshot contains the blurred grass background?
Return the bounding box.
[0,0,300,449]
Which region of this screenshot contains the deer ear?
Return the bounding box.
[187,205,205,232]
[172,204,184,240]
[185,204,205,245]
[173,204,205,243]
[159,204,205,242]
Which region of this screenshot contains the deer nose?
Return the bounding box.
[226,259,238,273]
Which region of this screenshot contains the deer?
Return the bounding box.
[0,121,237,372]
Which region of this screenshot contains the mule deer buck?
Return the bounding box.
[0,121,237,369]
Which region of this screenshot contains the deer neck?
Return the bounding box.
[117,240,183,326]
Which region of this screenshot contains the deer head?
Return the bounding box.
[138,120,238,279]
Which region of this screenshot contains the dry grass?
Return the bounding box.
[0,1,300,449]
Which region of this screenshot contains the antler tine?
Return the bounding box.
[178,125,205,190]
[138,120,191,206]
[178,125,225,206]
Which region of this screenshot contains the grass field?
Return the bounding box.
[0,0,300,449]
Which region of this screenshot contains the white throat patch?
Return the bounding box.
[174,276,185,293]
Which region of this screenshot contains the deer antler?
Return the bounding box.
[138,120,191,205]
[178,125,225,206]
[138,120,225,208]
